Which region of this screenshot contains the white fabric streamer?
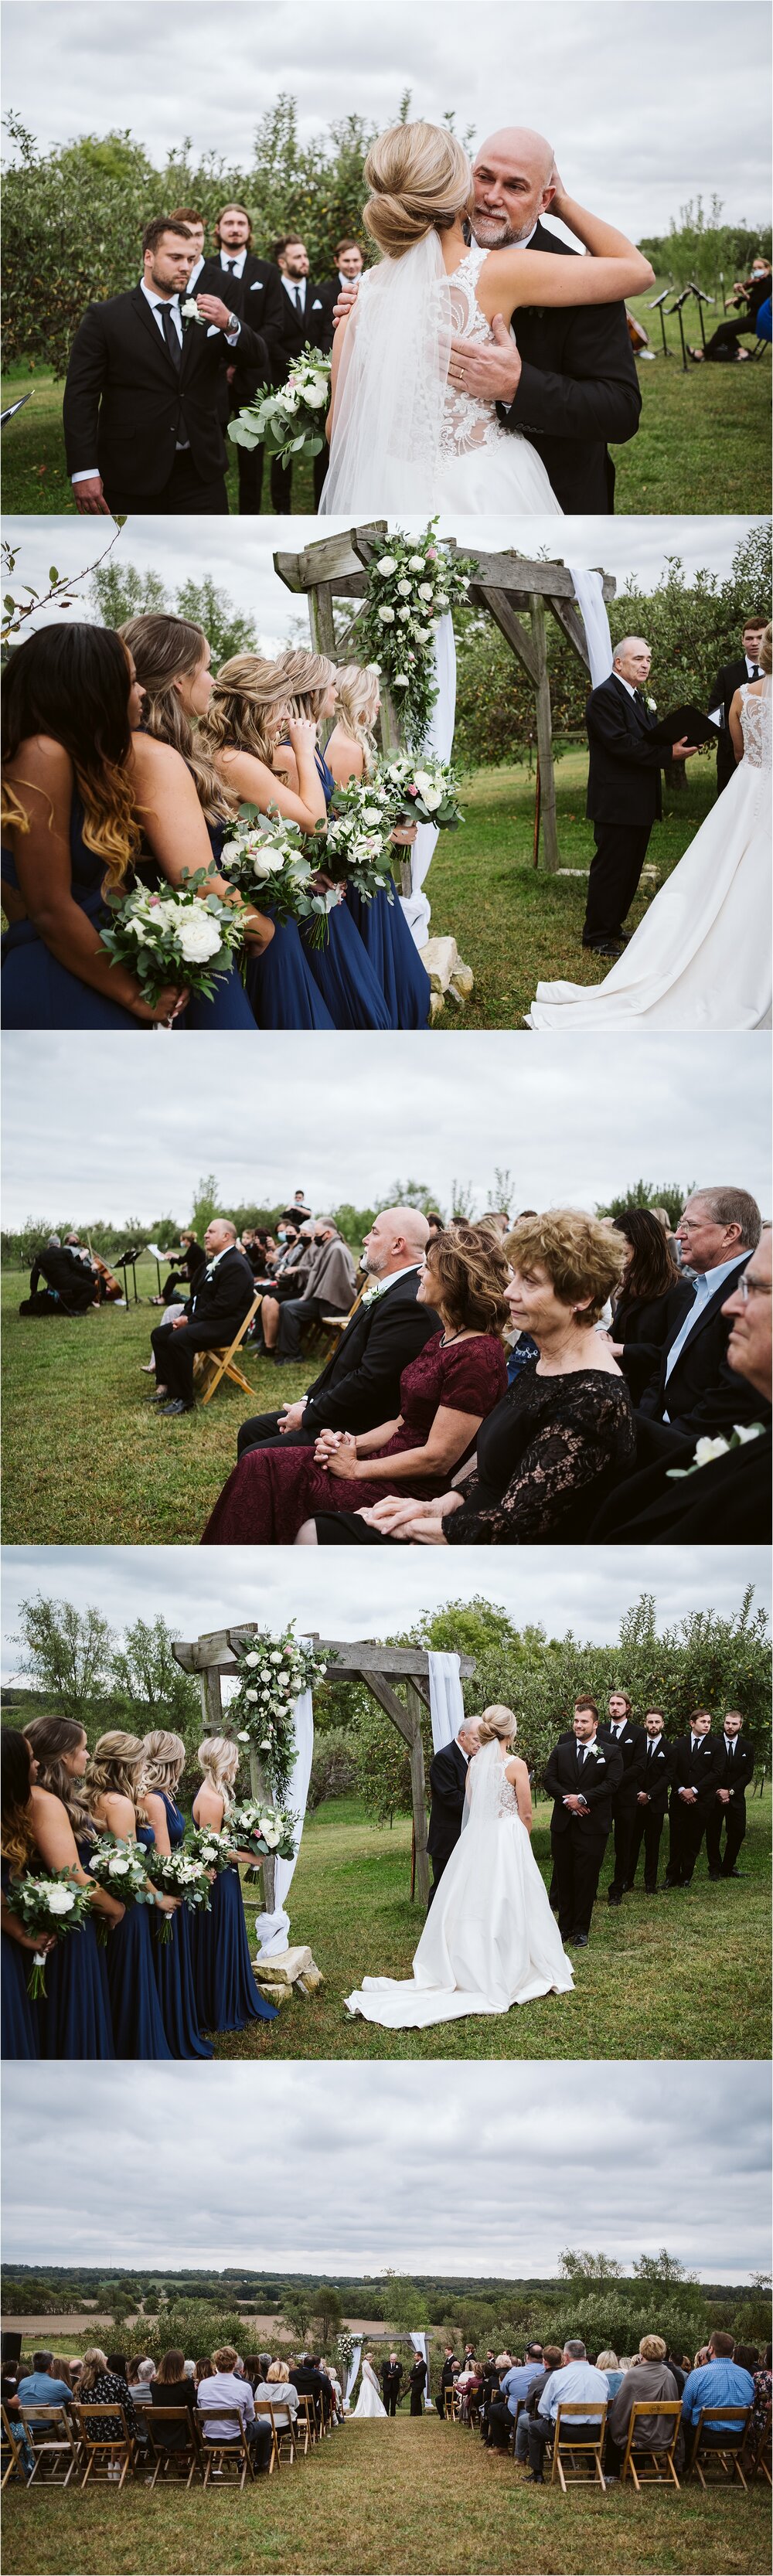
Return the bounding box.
[254,1637,315,1956]
[427,1649,465,1754]
[567,566,614,689]
[344,2343,363,2408]
[409,2329,433,2410]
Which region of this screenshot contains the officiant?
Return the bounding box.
[427,1720,482,1903]
[582,638,700,956]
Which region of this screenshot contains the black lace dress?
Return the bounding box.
[444,1364,635,1545]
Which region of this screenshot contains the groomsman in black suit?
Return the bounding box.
[63,217,268,516]
[543,1699,623,1947]
[148,1219,255,1417]
[200,202,287,514]
[315,238,364,341]
[381,2355,404,2415]
[637,1189,764,1441]
[427,1720,482,1904]
[628,1711,676,1894]
[599,1691,646,1904]
[271,235,334,512]
[665,1713,724,1887]
[235,1207,437,1456]
[705,1711,755,1880]
[408,2351,427,2414]
[582,638,699,956]
[707,618,768,796]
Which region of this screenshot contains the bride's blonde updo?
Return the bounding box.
[363,121,474,260]
[477,1706,519,1747]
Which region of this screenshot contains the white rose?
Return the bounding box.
[694,1434,729,1466]
[244,1653,261,1667]
[734,1421,764,1443]
[245,1689,259,1702]
[397,607,410,622]
[305,380,328,408]
[260,1738,272,1750]
[393,674,410,688]
[44,1886,77,1915]
[271,1652,282,1664]
[378,605,396,624]
[396,580,411,597]
[414,626,432,644]
[407,555,425,571]
[363,808,383,825]
[414,771,441,811]
[417,584,434,601]
[376,556,397,575]
[278,1669,290,1684]
[107,1854,131,1877]
[175,912,223,965]
[237,1729,250,1741]
[248,848,283,880]
[283,386,300,412]
[261,1822,282,1849]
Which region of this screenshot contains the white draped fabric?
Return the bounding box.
[399,613,457,951]
[343,2343,362,2409]
[427,1649,465,1754]
[254,1638,315,1956]
[409,2330,433,2410]
[567,566,614,689]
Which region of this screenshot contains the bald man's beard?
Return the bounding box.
[471,207,538,248]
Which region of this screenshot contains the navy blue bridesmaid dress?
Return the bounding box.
[1,1861,39,2059]
[35,1837,114,2060]
[149,1794,213,2060]
[206,812,335,1033]
[2,795,141,1029]
[174,808,257,1031]
[188,1827,277,2036]
[347,880,431,1029]
[100,1825,172,2060]
[298,751,392,1030]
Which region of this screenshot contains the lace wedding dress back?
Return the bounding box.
[441,243,516,458]
[740,675,771,768]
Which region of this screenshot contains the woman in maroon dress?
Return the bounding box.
[201,1224,509,1546]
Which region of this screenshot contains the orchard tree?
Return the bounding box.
[10,1594,115,1729]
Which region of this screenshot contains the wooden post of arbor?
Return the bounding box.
[529,594,560,874]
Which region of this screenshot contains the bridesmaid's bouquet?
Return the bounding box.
[187,1824,238,1874]
[216,813,344,948]
[229,345,331,468]
[377,753,465,832]
[86,1834,156,1938]
[143,1847,213,1941]
[3,1872,94,1999]
[100,870,246,1007]
[229,1800,298,1863]
[321,775,398,910]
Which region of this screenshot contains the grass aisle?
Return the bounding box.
[2,2414,769,2575]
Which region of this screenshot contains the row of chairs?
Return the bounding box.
[2,2387,332,2495]
[192,1277,366,1408]
[446,2389,771,2494]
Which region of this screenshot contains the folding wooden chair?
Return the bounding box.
[746,2400,772,2486]
[19,2404,80,2489]
[253,2397,297,2470]
[443,2387,458,2421]
[686,2406,751,2488]
[2,2404,29,2489]
[314,1275,369,1360]
[507,2399,523,2456]
[550,2401,608,2491]
[618,2401,682,2490]
[142,2406,203,2488]
[294,2393,315,2454]
[196,2404,255,2487]
[72,2401,137,2489]
[193,1295,261,1407]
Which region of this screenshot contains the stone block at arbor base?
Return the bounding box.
[420,935,474,1019]
[252,1944,324,1999]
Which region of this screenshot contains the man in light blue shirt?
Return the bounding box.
[17,2353,73,2411]
[487,2344,543,2448]
[638,1189,761,1438]
[528,2340,608,2482]
[681,2333,754,2456]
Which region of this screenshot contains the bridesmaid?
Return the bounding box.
[138,1728,213,2060]
[274,645,394,1031]
[22,1715,121,2060]
[189,1737,277,2036]
[326,664,431,1029]
[1,1730,46,2059]
[118,614,276,1030]
[198,652,336,1029]
[83,1731,176,2060]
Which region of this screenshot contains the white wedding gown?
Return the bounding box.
[345,1742,574,2027]
[526,681,772,1029]
[352,2360,387,2419]
[320,237,561,516]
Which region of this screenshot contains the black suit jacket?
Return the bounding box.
[29,1245,95,1311]
[500,218,642,512]
[670,1734,724,1809]
[636,1734,676,1814]
[543,1734,623,1836]
[586,674,666,827]
[63,287,267,495]
[713,1734,754,1807]
[203,252,286,390]
[611,1285,686,1405]
[707,657,749,792]
[427,1740,469,1863]
[588,1421,771,1545]
[637,1259,763,1438]
[302,1274,440,1435]
[184,1247,256,1348]
[598,1719,646,1805]
[315,277,346,342]
[273,278,333,379]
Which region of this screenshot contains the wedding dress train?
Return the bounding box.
[345,1741,574,2027]
[352,2359,387,2418]
[526,681,772,1029]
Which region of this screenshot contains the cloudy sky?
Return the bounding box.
[4,1544,768,1688]
[4,2,770,237]
[2,1030,770,1229]
[3,2060,770,2276]
[4,516,765,652]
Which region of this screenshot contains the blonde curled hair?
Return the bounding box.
[201,655,292,771]
[120,616,238,825]
[267,2360,290,2382]
[276,646,336,724]
[363,121,474,260]
[84,1730,147,1817]
[78,2350,109,2394]
[477,1706,518,1748]
[333,664,380,767]
[140,1730,186,1796]
[197,1735,240,1812]
[504,1209,628,1326]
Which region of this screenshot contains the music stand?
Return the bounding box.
[109,1249,140,1307]
[649,289,672,358]
[0,392,32,428]
[686,282,715,351]
[666,288,692,373]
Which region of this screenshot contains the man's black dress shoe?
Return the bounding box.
[583,938,625,958]
[159,1399,194,1415]
[570,1932,588,1948]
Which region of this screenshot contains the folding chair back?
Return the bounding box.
[2,2404,28,2489]
[507,2398,523,2455]
[196,2404,254,2486]
[72,2401,135,2488]
[294,2392,316,2451]
[551,2400,608,2490]
[314,1274,368,1360]
[619,2401,682,2489]
[144,2406,203,2488]
[747,2398,772,2486]
[253,2396,296,2470]
[688,2405,751,2488]
[443,2386,458,2420]
[193,1294,261,1406]
[19,2405,80,2488]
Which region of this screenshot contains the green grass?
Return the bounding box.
[2,2414,769,2575]
[0,365,316,516]
[425,748,717,1027]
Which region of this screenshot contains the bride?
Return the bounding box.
[526,635,772,1029]
[345,1707,574,2027]
[351,2355,387,2419]
[320,121,653,516]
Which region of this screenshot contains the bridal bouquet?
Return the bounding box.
[232,1627,325,1802]
[217,813,344,948]
[229,345,331,468]
[377,753,465,832]
[3,1872,94,1999]
[100,870,245,1007]
[229,1800,298,1863]
[360,522,476,746]
[143,1846,213,1941]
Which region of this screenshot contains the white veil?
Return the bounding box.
[461,1734,515,1832]
[319,232,452,516]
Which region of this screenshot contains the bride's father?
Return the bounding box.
[427,1719,481,1904]
[63,216,269,515]
[451,128,642,513]
[583,638,698,955]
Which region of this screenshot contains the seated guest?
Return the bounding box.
[16,2351,75,2411]
[605,1209,683,1402]
[75,2348,140,2443]
[236,1206,436,1455]
[514,2348,564,2462]
[604,2336,681,2476]
[680,2332,754,2461]
[289,2353,332,2424]
[741,2344,771,2466]
[128,2357,156,2404]
[202,1223,509,1545]
[254,2361,299,2427]
[436,2349,458,2418]
[19,1235,97,1319]
[326,1210,634,1547]
[527,2339,608,2483]
[149,2347,199,2448]
[590,1223,772,1542]
[155,1233,206,1305]
[259,1219,356,1360]
[486,2344,544,2449]
[595,2348,624,2398]
[636,1189,764,1441]
[690,257,772,360]
[196,2346,271,2468]
[194,2357,214,2390]
[149,1217,256,1417]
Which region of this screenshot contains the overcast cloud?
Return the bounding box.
[3,2,769,237]
[3,1545,768,1687]
[2,1031,770,1229]
[2,2061,770,2276]
[4,516,765,652]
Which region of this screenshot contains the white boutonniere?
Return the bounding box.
[180,298,205,325]
[647,695,657,712]
[667,1422,766,1480]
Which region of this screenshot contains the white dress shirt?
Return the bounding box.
[362,1262,422,1303]
[220,247,248,279]
[282,274,306,312]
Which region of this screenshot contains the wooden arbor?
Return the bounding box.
[173,1625,475,1910]
[274,522,616,873]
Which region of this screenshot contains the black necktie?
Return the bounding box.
[750,665,760,680]
[292,284,301,308]
[648,1740,655,1758]
[159,302,181,370]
